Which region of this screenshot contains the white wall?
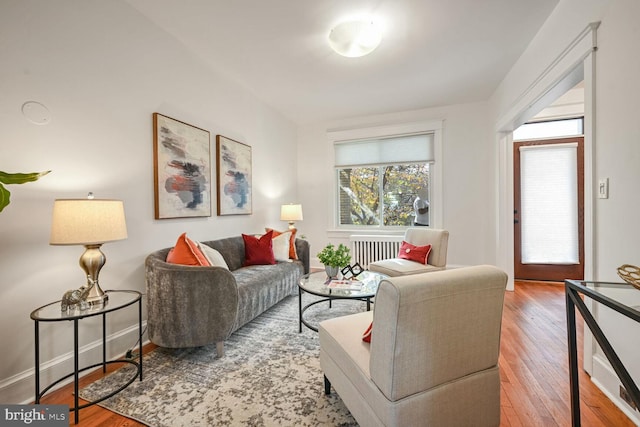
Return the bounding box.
[297,102,495,270]
[0,0,298,403]
[490,0,640,421]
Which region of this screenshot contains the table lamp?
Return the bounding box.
[50,198,128,306]
[280,203,303,230]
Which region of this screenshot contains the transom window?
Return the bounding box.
[513,117,583,140]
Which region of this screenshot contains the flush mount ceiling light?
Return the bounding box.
[328,19,382,58]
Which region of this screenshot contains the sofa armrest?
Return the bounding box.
[145,251,239,348]
[295,238,310,274]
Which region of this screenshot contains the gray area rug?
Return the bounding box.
[80,294,364,426]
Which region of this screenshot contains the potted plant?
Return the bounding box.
[317,243,351,278]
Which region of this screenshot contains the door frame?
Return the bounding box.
[495,23,598,292]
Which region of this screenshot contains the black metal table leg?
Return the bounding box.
[565,287,580,427]
[73,319,79,424]
[298,286,303,333]
[34,321,40,404]
[102,313,107,373]
[138,297,143,380]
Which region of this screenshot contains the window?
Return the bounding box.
[513,118,583,141]
[334,133,434,228]
[519,143,579,264]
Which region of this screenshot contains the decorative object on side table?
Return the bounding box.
[617,264,640,290]
[341,262,364,280]
[50,196,128,307]
[317,243,351,278]
[60,284,91,312]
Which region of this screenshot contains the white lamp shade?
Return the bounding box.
[328,20,382,58]
[280,204,303,222]
[50,199,128,245]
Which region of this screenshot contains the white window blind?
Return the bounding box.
[520,143,579,264]
[334,134,434,167]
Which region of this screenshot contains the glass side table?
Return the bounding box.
[31,290,143,424]
[565,280,640,426]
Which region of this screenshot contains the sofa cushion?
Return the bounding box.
[320,312,375,409]
[232,261,303,330]
[197,242,230,269]
[266,228,298,260]
[242,231,276,266]
[271,231,292,262]
[166,233,211,266]
[362,322,373,343]
[369,259,443,277]
[397,241,432,264]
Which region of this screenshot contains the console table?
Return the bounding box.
[31,290,142,424]
[565,279,640,426]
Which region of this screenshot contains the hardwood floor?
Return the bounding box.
[39,281,633,426]
[500,281,634,426]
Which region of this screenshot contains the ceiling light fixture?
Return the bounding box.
[328,19,382,58]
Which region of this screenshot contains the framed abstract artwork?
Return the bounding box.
[153,113,211,219]
[216,135,252,215]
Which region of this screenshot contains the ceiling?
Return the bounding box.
[125,0,559,125]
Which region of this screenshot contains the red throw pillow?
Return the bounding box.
[362,322,373,343]
[166,233,211,266]
[397,241,432,264]
[243,230,276,266]
[265,227,298,260]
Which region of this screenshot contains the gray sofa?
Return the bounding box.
[145,235,310,357]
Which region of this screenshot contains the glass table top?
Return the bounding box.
[31,290,141,321]
[565,280,640,315]
[299,270,387,298]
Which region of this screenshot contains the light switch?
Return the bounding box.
[598,178,609,199]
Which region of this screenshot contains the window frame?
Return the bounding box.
[327,120,443,232]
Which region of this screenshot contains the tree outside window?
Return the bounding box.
[338,163,429,227]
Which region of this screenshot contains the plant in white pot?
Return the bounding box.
[317,243,351,278]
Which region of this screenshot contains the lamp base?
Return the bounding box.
[85,285,109,306]
[80,244,109,306]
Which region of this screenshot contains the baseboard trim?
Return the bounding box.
[0,321,147,404]
[591,354,640,424]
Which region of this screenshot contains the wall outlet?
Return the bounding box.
[620,385,638,411]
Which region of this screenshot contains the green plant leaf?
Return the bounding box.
[0,183,10,213]
[0,170,51,185]
[317,243,351,267]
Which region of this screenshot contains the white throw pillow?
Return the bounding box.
[197,242,230,269]
[272,231,292,262]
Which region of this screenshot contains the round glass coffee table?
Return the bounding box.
[298,270,387,332]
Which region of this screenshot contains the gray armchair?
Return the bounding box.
[319,265,507,426]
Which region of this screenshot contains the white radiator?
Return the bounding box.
[349,235,403,269]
